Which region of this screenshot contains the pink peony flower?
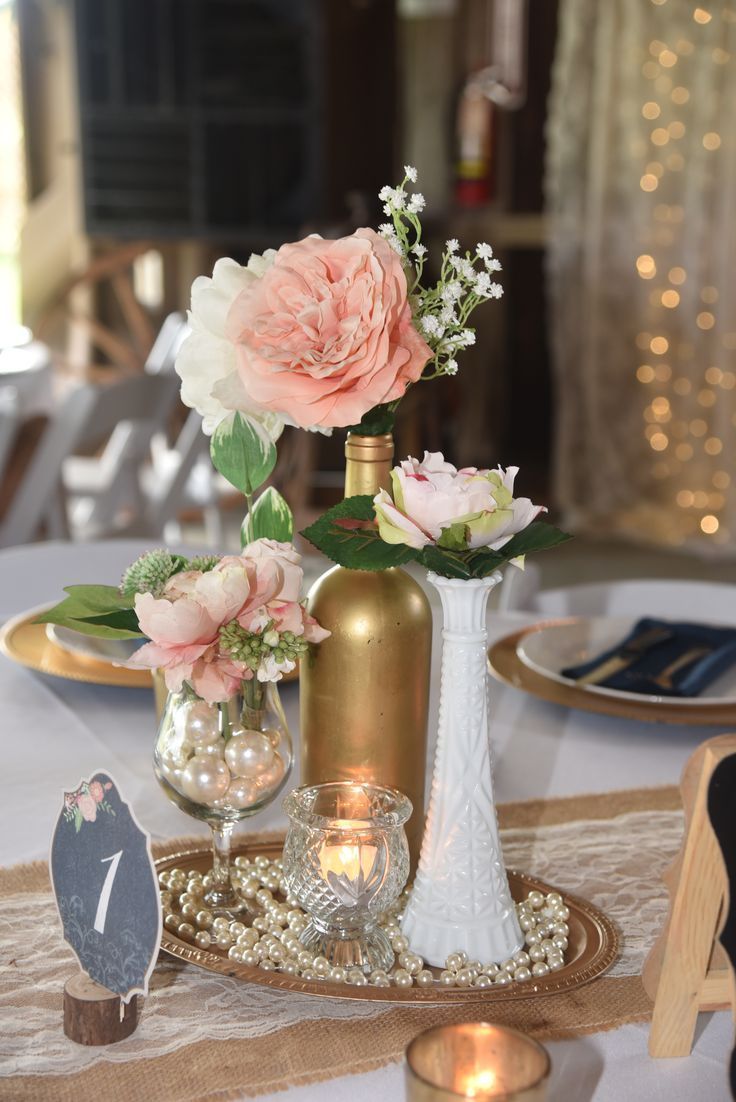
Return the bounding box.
[374,452,546,552]
[127,541,329,702]
[88,781,105,803]
[222,229,432,430]
[77,794,97,822]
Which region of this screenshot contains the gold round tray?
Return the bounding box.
[488,620,736,726]
[157,840,619,1004]
[0,608,152,688]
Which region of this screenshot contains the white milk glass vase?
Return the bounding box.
[401,570,523,967]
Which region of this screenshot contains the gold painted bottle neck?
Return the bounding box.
[344,433,394,498]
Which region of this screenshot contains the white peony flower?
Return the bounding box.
[175,255,285,439]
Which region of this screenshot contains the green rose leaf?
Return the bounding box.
[419,521,572,579]
[38,584,145,639]
[346,402,396,437]
[436,521,470,551]
[211,412,277,495]
[301,495,418,571]
[419,544,475,579]
[241,486,294,545]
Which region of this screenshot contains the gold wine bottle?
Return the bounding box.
[299,433,432,871]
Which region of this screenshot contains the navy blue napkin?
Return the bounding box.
[561,617,736,697]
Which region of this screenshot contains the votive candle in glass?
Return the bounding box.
[282,781,411,972]
[405,1023,550,1101]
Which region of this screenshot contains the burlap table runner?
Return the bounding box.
[1,785,681,1101]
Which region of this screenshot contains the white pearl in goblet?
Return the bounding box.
[184,701,222,744]
[225,777,260,810]
[255,755,287,794]
[224,731,275,778]
[194,738,226,758]
[181,755,230,804]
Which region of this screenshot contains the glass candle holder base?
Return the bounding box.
[299,919,393,972]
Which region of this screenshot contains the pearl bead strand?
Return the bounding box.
[159,854,571,990]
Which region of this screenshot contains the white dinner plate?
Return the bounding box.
[517,616,736,707]
[45,623,141,665]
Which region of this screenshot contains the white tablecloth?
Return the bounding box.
[1,541,732,1100]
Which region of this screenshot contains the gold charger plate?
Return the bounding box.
[488,619,736,727]
[0,607,152,688]
[157,840,618,1004]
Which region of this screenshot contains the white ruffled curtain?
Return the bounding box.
[546,0,736,556]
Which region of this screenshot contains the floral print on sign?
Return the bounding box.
[63,781,115,832]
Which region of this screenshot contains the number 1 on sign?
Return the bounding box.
[94,850,123,934]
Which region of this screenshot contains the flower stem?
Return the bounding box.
[244,491,255,545]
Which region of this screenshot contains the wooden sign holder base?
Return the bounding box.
[63,973,139,1046]
[643,733,736,1058]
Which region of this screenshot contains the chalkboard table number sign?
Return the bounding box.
[643,733,736,1064]
[50,771,162,1045]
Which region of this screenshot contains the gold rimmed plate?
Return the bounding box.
[0,606,152,688]
[488,620,736,726]
[156,840,618,1004]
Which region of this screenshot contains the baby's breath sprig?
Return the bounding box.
[377,167,503,381]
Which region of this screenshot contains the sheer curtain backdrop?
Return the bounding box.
[546,0,736,556]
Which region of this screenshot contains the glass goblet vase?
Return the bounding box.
[154,678,291,915]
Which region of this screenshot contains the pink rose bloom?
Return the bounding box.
[77,793,97,822]
[374,452,546,552]
[240,539,304,603]
[223,229,432,430]
[88,781,105,804]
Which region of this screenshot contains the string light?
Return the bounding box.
[636,255,656,277]
[635,15,732,550]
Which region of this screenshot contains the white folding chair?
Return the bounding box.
[61,313,189,534]
[0,373,179,547]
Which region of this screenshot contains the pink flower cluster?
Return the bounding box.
[128,540,329,704]
[65,780,112,823]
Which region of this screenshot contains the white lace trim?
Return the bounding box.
[0,808,682,1076]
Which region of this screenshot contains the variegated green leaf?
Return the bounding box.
[210,412,277,495]
[241,486,294,545]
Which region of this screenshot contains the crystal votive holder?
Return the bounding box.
[406,1023,551,1101]
[282,781,412,972]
